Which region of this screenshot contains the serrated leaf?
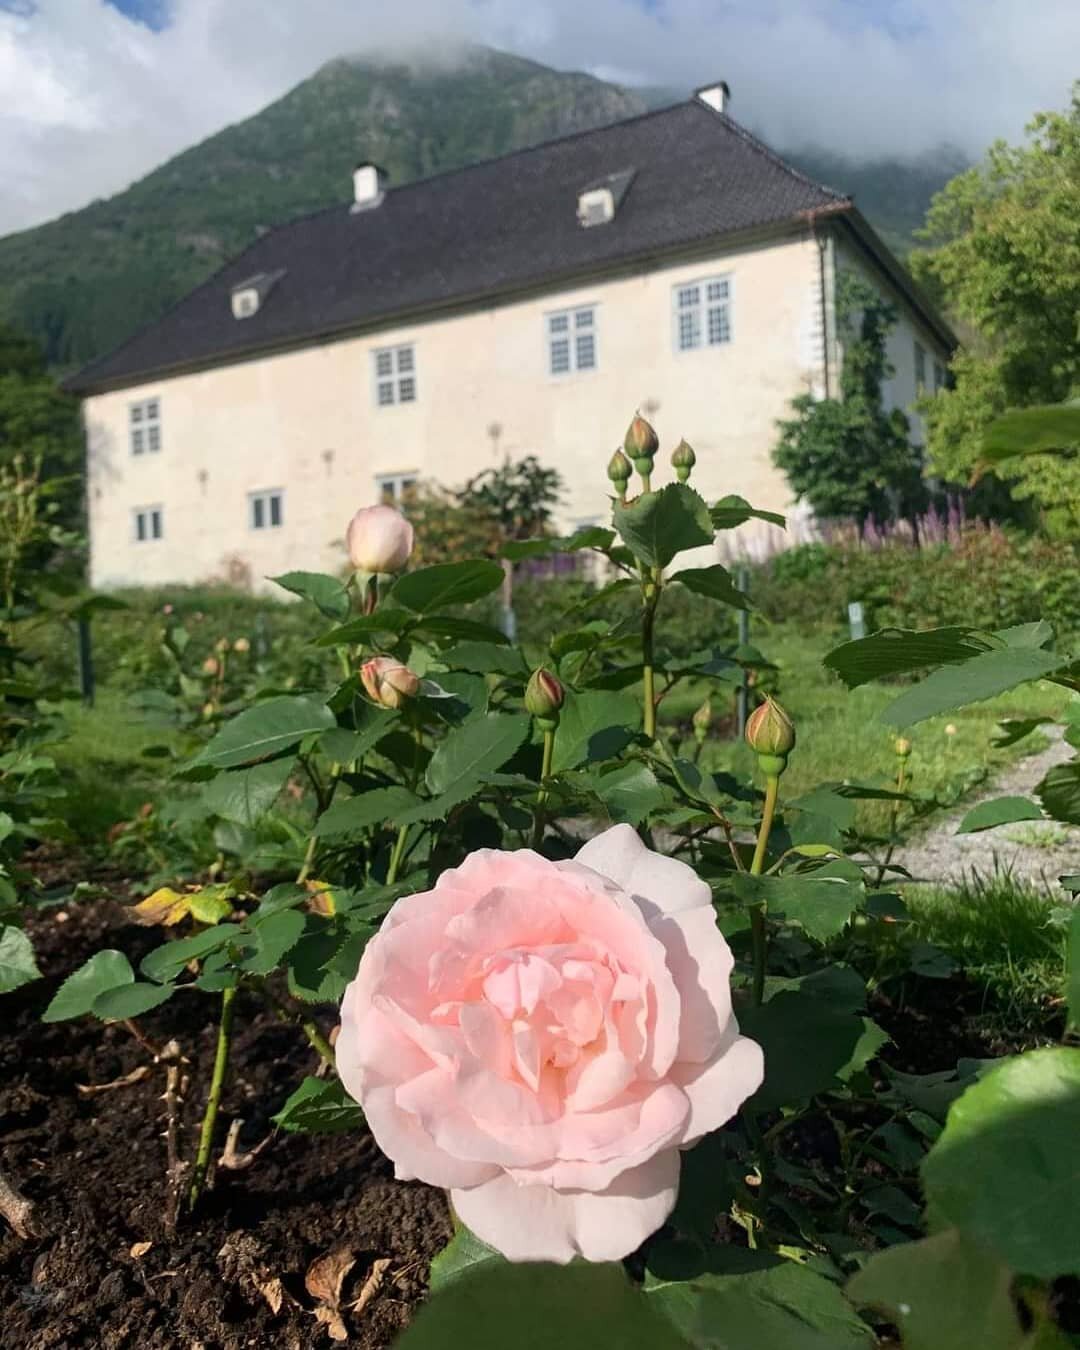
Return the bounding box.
[711,494,787,530]
[94,981,177,1019]
[590,762,666,825]
[391,559,504,614]
[203,757,294,826]
[194,696,335,769]
[613,483,713,569]
[318,706,396,764]
[883,647,1066,727]
[732,871,864,942]
[0,925,41,994]
[429,1228,505,1292]
[140,924,242,984]
[272,1076,363,1133]
[314,610,411,646]
[425,715,530,797]
[957,796,1043,834]
[1036,761,1080,825]
[824,627,992,689]
[551,689,639,774]
[42,949,134,1022]
[672,564,751,610]
[271,571,351,621]
[313,786,420,838]
[437,642,528,677]
[235,909,307,974]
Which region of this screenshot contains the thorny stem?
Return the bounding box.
[641,570,661,740]
[188,985,237,1211]
[531,727,556,849]
[749,774,780,1007]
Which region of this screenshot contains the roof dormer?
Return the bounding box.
[229,269,285,321]
[577,168,636,228]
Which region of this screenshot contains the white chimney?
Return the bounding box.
[696,81,730,114]
[351,162,387,213]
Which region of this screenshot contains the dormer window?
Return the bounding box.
[229,269,285,320]
[576,169,636,229]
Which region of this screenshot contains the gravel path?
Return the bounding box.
[895,729,1080,890]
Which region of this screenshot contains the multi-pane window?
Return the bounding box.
[373,345,417,406]
[547,307,597,376]
[133,506,163,542]
[673,277,732,352]
[130,399,161,455]
[249,489,284,530]
[377,473,418,505]
[914,342,927,390]
[934,361,948,393]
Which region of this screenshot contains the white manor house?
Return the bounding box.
[68,82,954,590]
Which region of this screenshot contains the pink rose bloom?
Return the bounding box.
[336,826,763,1263]
[346,503,414,574]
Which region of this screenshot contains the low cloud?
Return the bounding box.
[2,0,1078,235]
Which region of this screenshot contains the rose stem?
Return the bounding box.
[531,726,556,849]
[641,570,661,740]
[749,773,780,1007]
[188,984,238,1212]
[386,824,410,884]
[258,980,336,1068]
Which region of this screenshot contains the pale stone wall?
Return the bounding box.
[83,226,936,591]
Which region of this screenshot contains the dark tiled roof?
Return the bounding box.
[69,100,851,393]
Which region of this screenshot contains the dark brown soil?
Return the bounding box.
[1,897,451,1350]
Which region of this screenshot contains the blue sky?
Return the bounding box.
[3,0,1078,236]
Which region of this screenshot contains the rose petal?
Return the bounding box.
[671,1027,765,1145]
[575,824,711,915]
[645,906,734,1063]
[450,1148,680,1263]
[361,1084,499,1189]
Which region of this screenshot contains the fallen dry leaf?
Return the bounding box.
[257,1276,286,1315]
[77,1065,151,1096]
[350,1257,391,1317]
[305,1247,355,1306]
[314,1305,349,1342]
[129,1241,153,1259]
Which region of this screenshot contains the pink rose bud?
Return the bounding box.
[346,504,415,574]
[201,656,220,676]
[336,825,763,1263]
[360,656,420,709]
[624,413,659,461]
[233,637,250,654]
[524,668,564,725]
[745,696,795,773]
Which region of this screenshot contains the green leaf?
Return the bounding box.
[1067,911,1080,1032]
[710,494,787,530]
[992,716,1054,748]
[613,483,714,569]
[883,647,1066,728]
[732,871,864,943]
[270,570,351,621]
[272,1077,363,1134]
[42,949,134,1022]
[673,564,751,609]
[591,762,666,826]
[848,1228,1029,1350]
[551,689,640,774]
[391,559,504,614]
[195,696,335,769]
[235,909,307,974]
[824,627,991,689]
[438,642,528,677]
[140,924,242,984]
[411,616,511,645]
[646,1245,872,1349]
[94,980,177,1019]
[286,923,352,1004]
[921,1047,1080,1279]
[314,610,411,646]
[314,786,419,838]
[739,992,881,1112]
[398,1261,692,1350]
[957,796,1043,834]
[202,757,294,826]
[318,706,397,764]
[429,1228,505,1293]
[668,1132,737,1244]
[0,925,41,993]
[425,715,530,797]
[981,400,1080,462]
[1036,761,1080,825]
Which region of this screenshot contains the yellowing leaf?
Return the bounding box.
[133,888,192,926]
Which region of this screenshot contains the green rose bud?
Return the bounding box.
[894,736,912,759]
[607,448,632,488]
[692,697,712,745]
[671,438,697,483]
[745,696,795,772]
[525,668,565,729]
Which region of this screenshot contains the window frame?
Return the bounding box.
[371,343,418,407]
[129,397,162,456]
[914,341,928,392]
[545,304,599,378]
[133,505,163,543]
[376,472,419,506]
[671,274,733,355]
[248,488,285,531]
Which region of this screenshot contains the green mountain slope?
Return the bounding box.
[0,46,964,373]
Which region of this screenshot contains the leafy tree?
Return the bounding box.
[773,274,924,528]
[911,87,1080,534]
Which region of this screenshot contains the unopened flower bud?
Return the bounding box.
[624,414,658,464]
[692,698,712,744]
[944,723,957,738]
[607,449,632,488]
[215,637,229,654]
[346,503,414,574]
[745,696,795,773]
[671,438,697,483]
[525,668,565,728]
[360,656,420,709]
[233,637,250,654]
[201,656,220,677]
[894,736,912,758]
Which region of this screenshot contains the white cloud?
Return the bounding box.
[1,0,1078,236]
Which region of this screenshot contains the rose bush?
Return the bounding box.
[337,825,762,1262]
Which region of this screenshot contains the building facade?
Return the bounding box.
[69,85,953,590]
